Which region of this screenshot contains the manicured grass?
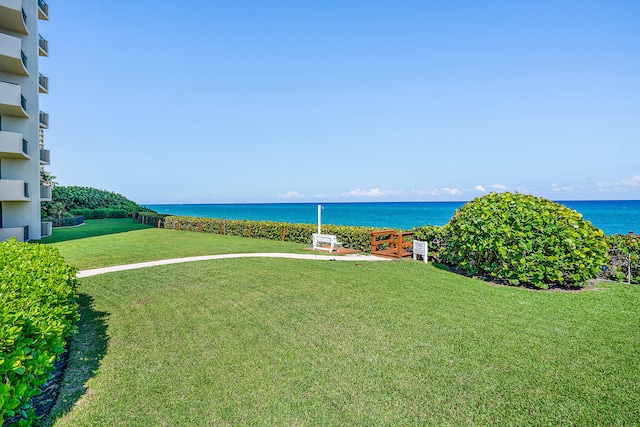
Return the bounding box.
[42,228,640,426]
[39,218,153,243]
[44,219,310,270]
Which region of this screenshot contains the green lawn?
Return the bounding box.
[43,219,640,426]
[39,218,153,244]
[43,219,310,270]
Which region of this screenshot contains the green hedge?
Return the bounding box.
[134,211,167,228]
[42,216,85,228]
[70,208,128,219]
[0,239,79,426]
[163,216,380,253]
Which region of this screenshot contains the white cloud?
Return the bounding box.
[474,184,506,193]
[345,188,385,197]
[596,185,628,193]
[278,190,304,199]
[383,189,426,197]
[551,184,574,192]
[623,176,640,186]
[596,176,640,193]
[430,187,462,196]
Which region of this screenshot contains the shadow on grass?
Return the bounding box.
[39,219,154,244]
[43,293,109,426]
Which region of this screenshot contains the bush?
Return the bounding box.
[443,192,609,288]
[602,233,640,284]
[0,239,79,426]
[163,216,379,253]
[42,215,85,228]
[49,186,140,213]
[70,208,128,219]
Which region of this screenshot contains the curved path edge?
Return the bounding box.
[77,253,389,278]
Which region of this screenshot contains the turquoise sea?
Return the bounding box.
[147,200,640,236]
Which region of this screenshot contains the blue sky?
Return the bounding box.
[40,0,639,203]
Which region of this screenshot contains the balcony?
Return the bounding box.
[40,184,52,201]
[39,110,48,128]
[38,34,48,57]
[0,179,30,202]
[41,221,52,238]
[0,33,29,76]
[0,226,28,242]
[0,130,29,159]
[0,80,28,118]
[0,0,28,34]
[39,73,48,93]
[38,0,49,21]
[39,147,50,164]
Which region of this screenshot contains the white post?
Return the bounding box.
[317,204,322,234]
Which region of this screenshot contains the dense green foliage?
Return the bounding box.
[603,233,640,284]
[69,208,128,219]
[163,216,379,252]
[0,240,79,426]
[444,192,609,288]
[42,186,147,219]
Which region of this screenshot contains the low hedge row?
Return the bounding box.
[133,211,167,227]
[70,208,128,219]
[0,239,79,426]
[161,217,496,258]
[42,216,85,228]
[163,216,381,253]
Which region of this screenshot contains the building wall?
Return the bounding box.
[0,0,49,240]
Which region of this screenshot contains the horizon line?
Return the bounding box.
[142,199,640,205]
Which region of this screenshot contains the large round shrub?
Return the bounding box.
[444,192,609,288]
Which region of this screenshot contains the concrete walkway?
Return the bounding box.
[77,253,389,278]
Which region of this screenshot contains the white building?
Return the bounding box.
[0,0,51,241]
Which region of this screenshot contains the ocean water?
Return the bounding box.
[147,200,640,236]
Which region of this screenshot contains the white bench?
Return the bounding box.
[312,233,341,253]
